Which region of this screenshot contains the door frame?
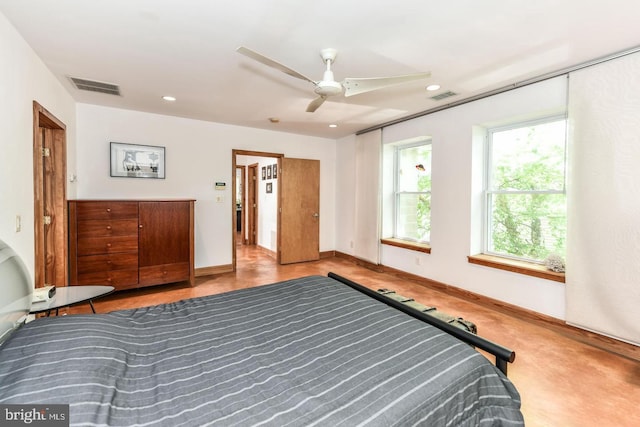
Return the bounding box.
[33,101,67,288]
[232,149,283,271]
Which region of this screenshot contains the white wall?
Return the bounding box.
[335,134,357,255]
[75,104,336,269]
[336,77,568,319]
[0,12,76,279]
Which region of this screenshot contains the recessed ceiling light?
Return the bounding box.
[162,95,176,101]
[426,84,441,91]
[329,124,338,128]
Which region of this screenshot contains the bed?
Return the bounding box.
[0,240,523,426]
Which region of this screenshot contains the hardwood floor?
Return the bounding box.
[69,244,640,427]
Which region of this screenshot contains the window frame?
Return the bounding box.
[392,139,432,244]
[482,115,568,264]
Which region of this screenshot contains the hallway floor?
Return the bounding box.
[70,244,640,426]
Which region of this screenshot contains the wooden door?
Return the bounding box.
[235,165,246,241]
[138,201,191,268]
[279,158,320,264]
[138,201,194,286]
[248,163,258,245]
[33,102,67,288]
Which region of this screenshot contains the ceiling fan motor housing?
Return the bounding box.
[315,82,343,96]
[315,77,343,96]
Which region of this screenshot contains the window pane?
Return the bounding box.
[398,144,432,192]
[490,120,566,191]
[396,193,431,242]
[488,193,566,261]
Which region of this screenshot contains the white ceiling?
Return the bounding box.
[1,0,639,139]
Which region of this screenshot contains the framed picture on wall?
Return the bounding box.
[110,142,165,179]
[272,163,277,178]
[262,167,266,180]
[266,182,272,193]
[267,164,272,179]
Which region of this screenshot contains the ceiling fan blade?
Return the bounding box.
[306,96,327,113]
[342,72,431,97]
[236,46,316,84]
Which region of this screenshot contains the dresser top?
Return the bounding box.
[69,199,196,202]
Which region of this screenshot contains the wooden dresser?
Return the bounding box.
[68,200,195,291]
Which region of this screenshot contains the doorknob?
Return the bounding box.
[312,213,319,218]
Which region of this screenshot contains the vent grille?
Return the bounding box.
[69,77,121,96]
[430,91,457,101]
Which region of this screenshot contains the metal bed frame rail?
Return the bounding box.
[328,272,516,375]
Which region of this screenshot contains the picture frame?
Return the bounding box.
[266,182,272,193]
[110,142,165,179]
[272,163,277,179]
[267,164,272,179]
[262,167,266,180]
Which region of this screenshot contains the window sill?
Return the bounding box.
[467,254,565,283]
[381,238,431,254]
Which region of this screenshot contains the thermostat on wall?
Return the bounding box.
[214,182,226,190]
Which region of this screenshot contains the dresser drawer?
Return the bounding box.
[77,219,139,238]
[77,235,138,255]
[139,262,190,286]
[76,201,139,221]
[77,268,139,290]
[76,253,139,274]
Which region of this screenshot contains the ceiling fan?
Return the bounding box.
[236,46,431,112]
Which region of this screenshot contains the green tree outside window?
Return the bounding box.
[487,118,567,262]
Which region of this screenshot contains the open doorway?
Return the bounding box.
[232,150,321,271]
[232,150,282,271]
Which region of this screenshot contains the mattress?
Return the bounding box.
[0,275,523,426]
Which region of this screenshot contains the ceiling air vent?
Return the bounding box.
[69,77,121,96]
[430,91,457,101]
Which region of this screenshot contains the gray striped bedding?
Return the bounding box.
[0,275,523,426]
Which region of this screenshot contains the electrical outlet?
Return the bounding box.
[15,215,21,232]
[216,196,224,203]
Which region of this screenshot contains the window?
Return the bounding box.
[484,117,567,263]
[393,140,432,243]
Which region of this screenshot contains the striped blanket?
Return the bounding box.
[0,275,523,426]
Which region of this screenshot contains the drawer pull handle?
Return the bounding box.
[106,226,112,230]
[106,208,111,213]
[106,243,111,248]
[139,224,143,228]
